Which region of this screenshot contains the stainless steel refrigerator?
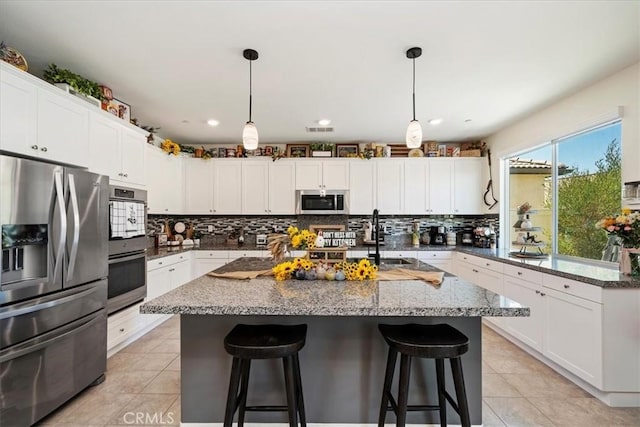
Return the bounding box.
[0,154,109,426]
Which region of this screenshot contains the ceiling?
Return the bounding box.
[0,1,638,146]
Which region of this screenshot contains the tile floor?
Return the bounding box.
[36,317,640,427]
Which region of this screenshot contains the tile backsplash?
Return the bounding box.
[148,214,499,247]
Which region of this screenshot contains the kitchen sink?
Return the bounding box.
[379,258,413,265]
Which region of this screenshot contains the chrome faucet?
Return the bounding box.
[372,209,381,266]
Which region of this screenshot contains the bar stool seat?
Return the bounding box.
[378,323,471,427]
[223,324,307,427]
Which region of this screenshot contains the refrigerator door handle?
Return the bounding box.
[53,171,67,281]
[67,173,80,280]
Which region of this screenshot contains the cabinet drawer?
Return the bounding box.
[457,253,503,274]
[233,250,265,258]
[418,251,453,260]
[382,250,417,259]
[193,250,229,260]
[147,252,190,271]
[503,264,542,284]
[543,274,602,304]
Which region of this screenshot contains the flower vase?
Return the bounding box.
[620,247,640,277]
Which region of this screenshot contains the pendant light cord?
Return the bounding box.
[249,59,253,123]
[412,57,416,121]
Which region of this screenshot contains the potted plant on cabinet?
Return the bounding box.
[43,63,104,107]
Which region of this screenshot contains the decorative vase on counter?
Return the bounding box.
[620,247,640,277]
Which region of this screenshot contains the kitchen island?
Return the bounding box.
[141,257,528,425]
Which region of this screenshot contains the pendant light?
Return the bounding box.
[405,47,423,149]
[242,49,259,150]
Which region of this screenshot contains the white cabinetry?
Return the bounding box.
[376,159,404,214]
[268,161,296,214]
[212,160,242,214]
[0,64,37,156]
[349,160,376,214]
[416,251,453,274]
[502,266,544,351]
[429,160,454,214]
[192,250,229,278]
[184,158,214,214]
[242,160,296,215]
[146,146,184,214]
[89,112,146,186]
[452,158,484,214]
[295,160,349,190]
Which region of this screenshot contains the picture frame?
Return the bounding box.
[108,98,130,122]
[263,146,274,156]
[286,144,309,158]
[336,144,359,158]
[218,147,227,158]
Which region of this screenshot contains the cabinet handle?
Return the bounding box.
[517,272,522,276]
[123,173,128,177]
[31,145,39,150]
[486,263,490,266]
[119,328,125,332]
[563,284,570,289]
[40,147,48,152]
[209,209,212,212]
[472,269,478,273]
[535,290,540,294]
[540,292,546,296]
[165,209,168,212]
[169,268,175,272]
[118,173,123,176]
[158,262,163,265]
[432,254,436,257]
[179,256,183,259]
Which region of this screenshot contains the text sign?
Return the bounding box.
[322,231,356,247]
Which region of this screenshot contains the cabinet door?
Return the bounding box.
[428,159,453,214]
[184,158,214,214]
[37,88,89,167]
[169,260,191,290]
[0,66,38,156]
[164,156,183,214]
[453,158,483,214]
[349,160,376,214]
[147,267,172,299]
[89,113,121,179]
[376,160,404,214]
[146,146,171,214]
[120,129,146,185]
[295,161,323,189]
[404,160,428,214]
[242,161,270,214]
[503,277,544,352]
[194,260,226,278]
[322,161,349,189]
[269,161,296,214]
[213,160,242,214]
[543,287,603,387]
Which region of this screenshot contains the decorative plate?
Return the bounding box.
[0,45,28,71]
[408,148,424,157]
[174,222,186,233]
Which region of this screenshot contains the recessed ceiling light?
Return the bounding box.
[181,119,190,124]
[465,119,473,123]
[207,119,220,127]
[318,119,331,126]
[428,118,443,126]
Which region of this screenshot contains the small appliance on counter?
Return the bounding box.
[460,227,474,246]
[473,227,492,248]
[429,226,446,245]
[256,234,268,247]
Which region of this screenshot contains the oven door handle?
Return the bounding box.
[66,173,80,280]
[108,252,146,264]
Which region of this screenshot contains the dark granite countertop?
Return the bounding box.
[140,257,528,317]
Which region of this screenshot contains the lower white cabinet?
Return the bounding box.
[417,251,454,274]
[192,250,229,278]
[503,275,544,351]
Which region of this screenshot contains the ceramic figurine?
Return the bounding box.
[306,269,317,280]
[316,263,326,280]
[335,270,346,281]
[325,268,336,281]
[315,230,325,248]
[295,268,306,280]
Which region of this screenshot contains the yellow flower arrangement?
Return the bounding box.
[334,258,378,281]
[161,139,181,156]
[287,226,317,250]
[272,257,315,281]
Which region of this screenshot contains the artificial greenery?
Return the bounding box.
[43,63,104,101]
[309,143,334,152]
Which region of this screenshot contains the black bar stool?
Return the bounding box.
[377,323,471,427]
[223,324,307,427]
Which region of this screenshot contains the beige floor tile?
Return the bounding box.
[485,351,556,376]
[528,397,614,426]
[164,356,180,371]
[484,397,555,426]
[120,336,166,354]
[570,397,640,426]
[107,351,145,373]
[108,393,178,425]
[131,353,178,371]
[483,373,522,397]
[501,371,590,399]
[483,361,497,374]
[98,370,161,394]
[164,396,181,426]
[150,338,180,354]
[482,400,507,427]
[142,371,181,394]
[54,391,135,425]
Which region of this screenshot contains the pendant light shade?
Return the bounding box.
[242,121,259,150]
[242,48,259,149]
[405,46,423,148]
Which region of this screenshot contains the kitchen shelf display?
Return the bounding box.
[510,211,547,258]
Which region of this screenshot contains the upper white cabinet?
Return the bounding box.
[268,161,296,214]
[295,159,349,190]
[89,112,146,186]
[242,160,270,214]
[184,157,214,214]
[429,159,454,214]
[452,158,484,214]
[146,146,184,214]
[212,160,242,214]
[1,62,89,167]
[349,160,376,214]
[376,159,404,214]
[0,64,37,156]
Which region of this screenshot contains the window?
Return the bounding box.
[506,120,622,261]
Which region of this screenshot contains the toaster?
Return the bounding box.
[256,234,268,246]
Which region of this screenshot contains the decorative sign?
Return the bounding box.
[322,231,356,247]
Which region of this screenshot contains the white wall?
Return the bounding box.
[486,62,640,201]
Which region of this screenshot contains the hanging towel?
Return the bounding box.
[110,201,146,239]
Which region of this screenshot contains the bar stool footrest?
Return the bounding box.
[245,405,290,412]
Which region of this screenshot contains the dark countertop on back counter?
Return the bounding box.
[145,244,640,288]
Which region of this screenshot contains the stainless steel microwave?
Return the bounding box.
[296,190,349,214]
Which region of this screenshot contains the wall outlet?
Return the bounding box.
[207,225,214,232]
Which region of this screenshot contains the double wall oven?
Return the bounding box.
[108,185,147,314]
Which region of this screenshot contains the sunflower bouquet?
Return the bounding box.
[161,138,181,156]
[267,226,318,262]
[334,258,378,281]
[272,257,315,281]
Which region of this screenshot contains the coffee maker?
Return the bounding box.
[460,227,474,246]
[429,226,446,245]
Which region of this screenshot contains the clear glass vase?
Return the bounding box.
[620,247,640,277]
